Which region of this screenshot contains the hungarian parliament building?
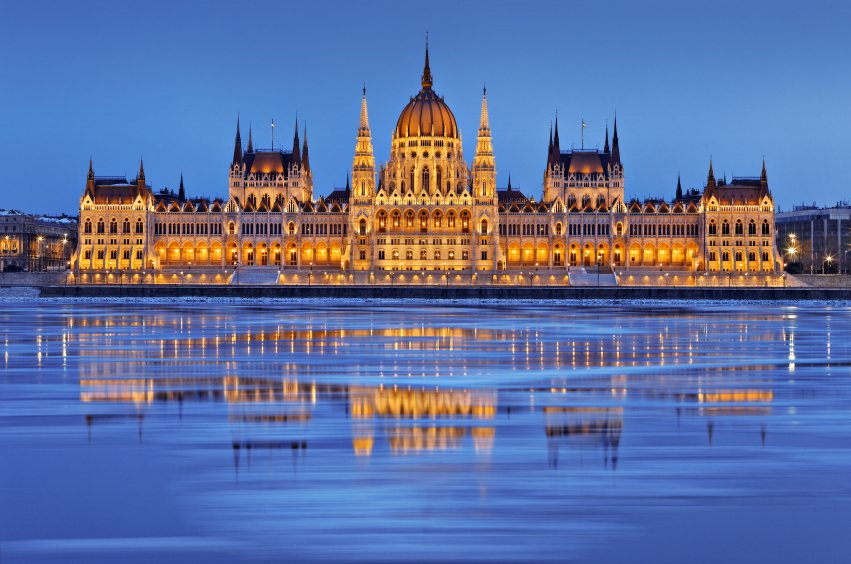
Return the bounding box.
[73,47,782,275]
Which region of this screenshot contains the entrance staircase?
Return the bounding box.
[568,267,618,286]
[232,268,280,285]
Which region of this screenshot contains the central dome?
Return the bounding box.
[395,47,458,139]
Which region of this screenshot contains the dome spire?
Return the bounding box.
[421,33,432,91]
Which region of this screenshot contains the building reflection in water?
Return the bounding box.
[544,407,623,470]
[69,307,787,463]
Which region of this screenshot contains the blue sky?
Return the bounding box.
[1,0,849,214]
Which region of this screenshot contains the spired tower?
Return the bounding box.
[471,88,499,269]
[350,87,377,269]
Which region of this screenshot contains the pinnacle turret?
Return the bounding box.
[302,123,310,173]
[233,116,243,165]
[611,115,620,164]
[178,173,185,200]
[292,116,301,163]
[247,123,253,153]
[604,121,610,153]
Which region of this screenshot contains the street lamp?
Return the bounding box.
[37,235,44,272]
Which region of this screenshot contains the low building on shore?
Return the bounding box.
[775,203,851,273]
[1,210,78,272]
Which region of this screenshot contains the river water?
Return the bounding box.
[0,301,849,563]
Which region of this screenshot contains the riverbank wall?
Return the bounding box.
[38,284,851,301]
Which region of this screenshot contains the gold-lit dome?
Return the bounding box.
[395,47,458,139]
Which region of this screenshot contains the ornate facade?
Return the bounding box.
[72,47,782,275]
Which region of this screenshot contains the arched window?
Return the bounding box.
[433,211,442,228]
[722,220,730,235]
[709,220,717,235]
[448,249,455,260]
[596,194,605,208]
[481,219,488,234]
[359,218,367,235]
[406,210,414,227]
[109,219,118,234]
[735,220,743,235]
[616,222,623,236]
[377,211,387,232]
[582,194,591,208]
[762,220,770,235]
[748,220,756,235]
[392,249,399,260]
[419,211,428,231]
[288,222,295,235]
[361,180,366,196]
[123,219,131,233]
[422,167,430,191]
[420,249,427,260]
[392,210,401,228]
[436,167,442,192]
[406,249,413,260]
[461,210,470,232]
[228,222,235,235]
[136,219,144,234]
[556,222,563,236]
[84,219,92,234]
[447,211,456,228]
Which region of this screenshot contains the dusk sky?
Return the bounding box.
[2,0,849,214]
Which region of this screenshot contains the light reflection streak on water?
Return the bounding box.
[0,303,850,563]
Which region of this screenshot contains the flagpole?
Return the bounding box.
[581,119,584,150]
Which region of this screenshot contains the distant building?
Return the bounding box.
[0,210,78,271]
[775,203,851,273]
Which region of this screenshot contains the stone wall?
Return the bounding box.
[39,285,851,301]
[792,275,851,288]
[617,272,789,288]
[0,272,67,286]
[277,271,570,287]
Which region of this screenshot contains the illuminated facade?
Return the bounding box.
[72,46,783,275]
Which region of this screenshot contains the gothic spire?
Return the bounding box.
[676,174,682,200]
[421,36,433,91]
[611,114,621,164]
[553,114,560,147]
[138,157,145,180]
[479,87,490,132]
[233,116,243,165]
[761,159,767,181]
[548,122,553,154]
[346,174,350,190]
[302,122,310,173]
[604,121,610,153]
[292,116,301,163]
[178,173,185,200]
[708,158,715,182]
[359,86,370,136]
[87,158,94,180]
[507,172,512,190]
[247,123,253,153]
